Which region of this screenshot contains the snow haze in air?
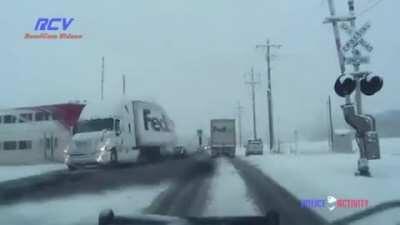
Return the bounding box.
[0,0,398,141]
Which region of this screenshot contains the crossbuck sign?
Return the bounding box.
[341,22,373,53]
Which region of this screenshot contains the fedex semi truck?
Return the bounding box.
[64,99,177,170]
[210,119,236,158]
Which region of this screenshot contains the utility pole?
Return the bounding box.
[257,39,281,152]
[122,74,126,95]
[101,56,105,101]
[237,101,243,147]
[293,129,299,154]
[197,129,203,148]
[324,0,351,104]
[328,96,334,151]
[348,0,362,115]
[245,68,260,140]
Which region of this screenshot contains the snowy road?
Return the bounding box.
[2,148,397,225]
[0,155,207,205]
[0,152,329,225]
[203,158,260,216]
[146,156,326,225]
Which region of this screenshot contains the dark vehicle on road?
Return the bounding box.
[173,146,188,158]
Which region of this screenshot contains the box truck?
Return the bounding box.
[64,99,177,170]
[210,119,236,158]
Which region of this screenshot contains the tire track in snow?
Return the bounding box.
[145,156,216,217]
[202,158,261,216]
[0,154,208,205]
[231,157,328,225]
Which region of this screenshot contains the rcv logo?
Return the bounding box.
[143,109,171,132]
[34,17,74,31]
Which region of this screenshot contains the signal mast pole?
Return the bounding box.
[348,0,363,114]
[122,74,126,95]
[324,0,351,104]
[328,96,334,151]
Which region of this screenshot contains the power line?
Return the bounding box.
[358,0,384,16]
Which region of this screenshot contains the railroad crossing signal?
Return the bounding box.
[341,22,373,53]
[345,49,370,65]
[345,56,369,65]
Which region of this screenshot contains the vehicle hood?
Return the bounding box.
[70,131,106,154]
[73,131,104,141]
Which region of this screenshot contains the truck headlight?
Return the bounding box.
[100,139,113,152]
[64,147,70,155]
[100,145,107,152]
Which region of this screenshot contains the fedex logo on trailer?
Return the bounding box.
[24,17,83,40]
[212,126,233,133]
[143,109,171,132]
[34,18,74,31]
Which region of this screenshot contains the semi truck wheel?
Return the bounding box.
[138,147,161,163]
[148,147,161,162]
[67,165,77,171]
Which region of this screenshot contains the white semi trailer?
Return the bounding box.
[210,119,236,158]
[64,99,177,170]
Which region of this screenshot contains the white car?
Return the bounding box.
[245,139,264,156]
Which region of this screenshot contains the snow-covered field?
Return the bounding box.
[0,163,65,182]
[242,138,400,223]
[0,184,169,225]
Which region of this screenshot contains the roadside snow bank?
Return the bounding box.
[0,164,65,182]
[0,183,169,225]
[243,138,400,222]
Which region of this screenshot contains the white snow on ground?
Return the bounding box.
[0,183,169,225]
[0,163,65,182]
[242,138,400,224]
[351,208,400,225]
[204,158,260,216]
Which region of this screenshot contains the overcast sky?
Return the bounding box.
[0,0,398,142]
